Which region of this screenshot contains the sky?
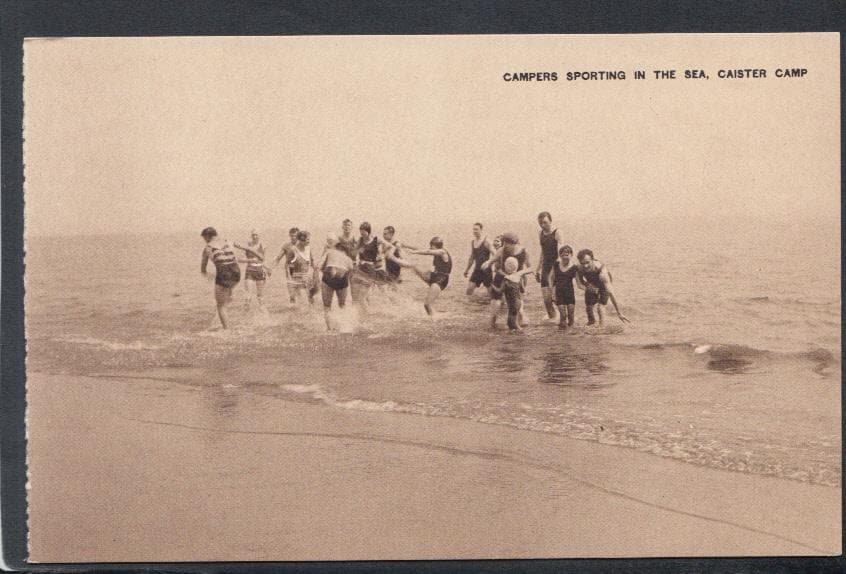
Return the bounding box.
[22,33,840,236]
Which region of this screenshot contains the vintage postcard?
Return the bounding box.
[22,33,839,562]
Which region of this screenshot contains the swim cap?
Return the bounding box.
[501,232,519,245]
[326,232,340,246]
[429,236,444,249]
[504,256,518,274]
[201,227,217,239]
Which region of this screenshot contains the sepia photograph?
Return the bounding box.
[20,32,840,562]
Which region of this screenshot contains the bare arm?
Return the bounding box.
[505,268,536,283]
[598,268,629,322]
[535,231,544,274]
[201,247,210,274]
[273,245,288,266]
[480,247,502,271]
[464,241,475,276]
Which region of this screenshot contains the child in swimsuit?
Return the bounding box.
[552,245,578,329]
[501,256,536,332]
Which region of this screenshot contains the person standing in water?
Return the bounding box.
[382,226,409,283]
[535,211,564,321]
[288,230,319,304]
[552,245,579,329]
[352,222,396,304]
[399,237,452,316]
[501,256,537,332]
[463,222,494,297]
[200,227,241,329]
[318,233,355,330]
[576,249,630,325]
[482,232,531,326]
[274,226,300,303]
[487,235,507,328]
[238,229,267,308]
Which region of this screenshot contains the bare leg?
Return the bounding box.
[556,304,567,327]
[586,302,596,325]
[423,283,443,315]
[489,299,501,328]
[597,304,605,325]
[255,279,265,307]
[566,304,575,327]
[215,285,232,329]
[465,281,476,297]
[542,286,557,320]
[337,285,348,308]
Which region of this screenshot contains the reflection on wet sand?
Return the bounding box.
[537,348,612,387]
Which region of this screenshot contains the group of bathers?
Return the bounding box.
[200,213,629,329]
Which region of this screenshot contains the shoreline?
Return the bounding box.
[26,371,840,562]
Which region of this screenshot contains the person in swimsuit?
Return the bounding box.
[552,245,579,329]
[274,227,300,303]
[382,226,419,283]
[337,219,359,259]
[501,257,537,332]
[399,237,452,316]
[482,232,531,327]
[237,229,268,308]
[463,222,494,297]
[576,248,630,325]
[288,230,319,305]
[318,233,355,330]
[534,211,564,321]
[486,235,507,328]
[200,227,241,329]
[352,222,396,304]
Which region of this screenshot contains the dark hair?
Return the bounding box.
[473,222,483,229]
[200,227,217,239]
[289,227,299,235]
[538,211,552,222]
[342,219,352,225]
[429,236,444,249]
[383,226,395,234]
[577,249,594,261]
[559,245,573,256]
[296,230,310,241]
[359,222,371,233]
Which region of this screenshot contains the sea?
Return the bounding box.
[24,216,841,487]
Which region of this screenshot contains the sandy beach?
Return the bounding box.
[25,371,839,562]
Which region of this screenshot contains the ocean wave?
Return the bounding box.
[276,382,839,487]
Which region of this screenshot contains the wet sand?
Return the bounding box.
[26,372,840,562]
